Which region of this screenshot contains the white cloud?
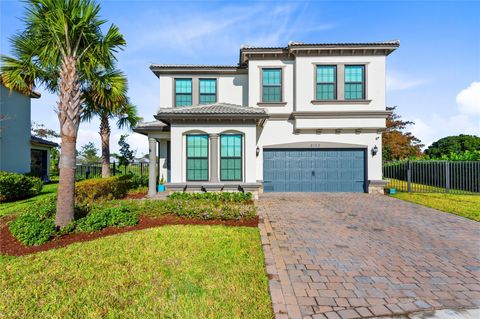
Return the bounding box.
[386,73,428,91]
[456,82,480,115]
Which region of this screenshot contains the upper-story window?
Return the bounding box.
[262,68,282,102]
[199,79,217,104]
[316,65,337,100]
[175,78,192,106]
[344,65,365,100]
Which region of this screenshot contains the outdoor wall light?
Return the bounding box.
[256,146,260,157]
[371,145,378,156]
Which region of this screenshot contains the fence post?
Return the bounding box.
[407,160,411,193]
[140,162,143,177]
[112,162,116,176]
[445,161,450,193]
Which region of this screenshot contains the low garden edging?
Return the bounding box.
[2,190,257,256]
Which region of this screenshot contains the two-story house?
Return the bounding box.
[134,41,399,197]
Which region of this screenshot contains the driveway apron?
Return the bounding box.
[257,193,480,319]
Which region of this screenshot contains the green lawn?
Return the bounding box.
[0,183,58,218]
[1,225,272,319]
[392,192,480,222]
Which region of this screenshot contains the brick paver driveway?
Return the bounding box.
[258,193,480,319]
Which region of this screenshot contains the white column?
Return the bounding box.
[148,137,157,195]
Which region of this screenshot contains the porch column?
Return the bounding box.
[209,133,219,183]
[148,137,157,196]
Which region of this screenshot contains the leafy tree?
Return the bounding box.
[382,106,423,161]
[118,135,134,170]
[1,0,125,227]
[425,135,480,158]
[50,147,60,175]
[82,68,140,177]
[31,122,60,139]
[79,142,100,164]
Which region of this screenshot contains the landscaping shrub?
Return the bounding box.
[136,199,257,220]
[75,175,132,205]
[128,174,148,188]
[0,171,43,202]
[75,205,138,233]
[168,191,253,203]
[8,196,57,246]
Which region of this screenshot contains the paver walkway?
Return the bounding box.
[258,193,480,319]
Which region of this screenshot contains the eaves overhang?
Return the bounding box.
[149,64,247,77]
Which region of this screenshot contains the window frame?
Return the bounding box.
[186,134,209,181]
[315,65,337,101]
[199,78,217,105]
[174,78,193,107]
[261,68,283,103]
[219,134,243,182]
[344,65,366,100]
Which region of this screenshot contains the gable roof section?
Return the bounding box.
[154,103,269,124]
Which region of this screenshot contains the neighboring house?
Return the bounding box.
[0,83,58,180]
[135,41,399,197]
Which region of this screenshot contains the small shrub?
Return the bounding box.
[8,195,57,246]
[128,174,148,188]
[75,175,132,206]
[0,171,43,202]
[168,192,252,203]
[75,205,138,233]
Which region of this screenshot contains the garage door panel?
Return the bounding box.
[264,148,365,193]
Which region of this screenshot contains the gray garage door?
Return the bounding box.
[263,149,366,192]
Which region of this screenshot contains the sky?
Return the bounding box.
[1,0,479,156]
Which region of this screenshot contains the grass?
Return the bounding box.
[0,183,58,218]
[392,192,480,222]
[0,225,273,319]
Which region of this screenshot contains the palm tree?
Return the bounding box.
[82,68,140,177]
[0,0,125,228]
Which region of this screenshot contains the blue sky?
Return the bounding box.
[1,0,479,156]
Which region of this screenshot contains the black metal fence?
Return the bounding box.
[75,161,150,179]
[383,160,480,194]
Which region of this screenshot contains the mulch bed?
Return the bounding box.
[0,215,259,257]
[124,192,147,199]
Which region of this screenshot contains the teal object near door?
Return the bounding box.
[263,149,366,192]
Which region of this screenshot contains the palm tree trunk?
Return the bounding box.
[55,56,82,228]
[100,114,111,177]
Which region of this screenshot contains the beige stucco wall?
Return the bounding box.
[0,85,31,173]
[294,55,386,111]
[159,74,248,108]
[167,123,257,184]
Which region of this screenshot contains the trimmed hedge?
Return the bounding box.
[167,191,253,203]
[135,199,257,220]
[0,171,43,202]
[75,175,132,205]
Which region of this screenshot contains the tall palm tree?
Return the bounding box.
[0,0,125,227]
[82,68,140,177]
